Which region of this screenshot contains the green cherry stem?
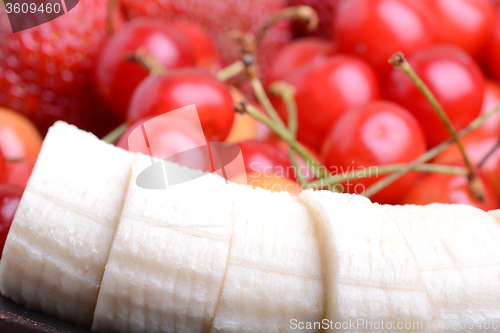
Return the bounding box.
[268,81,309,188]
[308,164,467,190]
[364,103,500,198]
[102,123,129,144]
[251,78,286,129]
[216,61,245,81]
[389,52,476,180]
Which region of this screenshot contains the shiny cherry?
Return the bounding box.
[93,18,196,117]
[0,185,23,256]
[266,37,336,85]
[386,45,485,147]
[474,80,500,137]
[424,0,494,57]
[237,139,293,179]
[174,22,222,73]
[333,0,436,78]
[484,13,500,81]
[127,68,234,142]
[400,169,499,211]
[117,115,211,172]
[321,101,426,204]
[273,55,380,151]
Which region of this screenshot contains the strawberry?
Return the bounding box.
[0,0,119,136]
[119,0,291,79]
[288,0,339,38]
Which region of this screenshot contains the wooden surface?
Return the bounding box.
[0,296,90,333]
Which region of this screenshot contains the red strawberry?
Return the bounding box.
[119,0,291,79]
[0,0,119,136]
[289,0,339,38]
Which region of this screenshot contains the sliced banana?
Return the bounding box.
[210,184,324,333]
[0,122,135,328]
[383,204,500,332]
[299,190,431,333]
[92,155,234,333]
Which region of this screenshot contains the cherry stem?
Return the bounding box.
[478,138,500,169]
[251,78,286,129]
[364,103,500,198]
[125,48,166,76]
[307,164,468,190]
[256,6,319,46]
[389,52,476,180]
[216,61,245,81]
[106,0,118,35]
[102,123,129,144]
[237,102,327,179]
[268,81,309,188]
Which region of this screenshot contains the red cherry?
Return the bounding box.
[266,37,336,85]
[400,170,499,211]
[321,101,426,204]
[273,140,321,182]
[386,45,484,147]
[237,140,293,179]
[484,12,500,80]
[173,22,222,73]
[0,160,35,189]
[116,116,211,172]
[127,68,234,142]
[93,18,196,117]
[475,80,500,137]
[424,0,494,57]
[0,185,23,256]
[273,55,380,151]
[333,0,436,78]
[434,131,500,200]
[0,149,4,175]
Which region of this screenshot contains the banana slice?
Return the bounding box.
[489,209,500,223]
[0,122,135,328]
[383,204,500,332]
[209,184,324,333]
[299,190,431,333]
[92,154,234,333]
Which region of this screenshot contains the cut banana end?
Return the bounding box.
[0,122,135,328]
[488,209,500,223]
[210,185,324,333]
[299,190,431,333]
[384,204,500,332]
[92,155,234,333]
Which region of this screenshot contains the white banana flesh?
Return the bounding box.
[210,185,324,333]
[0,122,135,328]
[298,191,432,333]
[1,123,500,333]
[383,204,500,332]
[92,155,234,333]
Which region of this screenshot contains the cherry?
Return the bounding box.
[274,140,320,182]
[117,115,211,172]
[321,101,426,204]
[93,18,196,117]
[0,107,42,160]
[273,55,380,151]
[127,68,234,142]
[333,0,436,78]
[475,80,500,137]
[423,0,494,57]
[483,12,500,81]
[265,37,336,85]
[0,159,35,189]
[386,45,484,147]
[173,22,222,73]
[237,139,293,180]
[0,185,23,256]
[0,149,4,175]
[434,131,500,199]
[400,170,499,211]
